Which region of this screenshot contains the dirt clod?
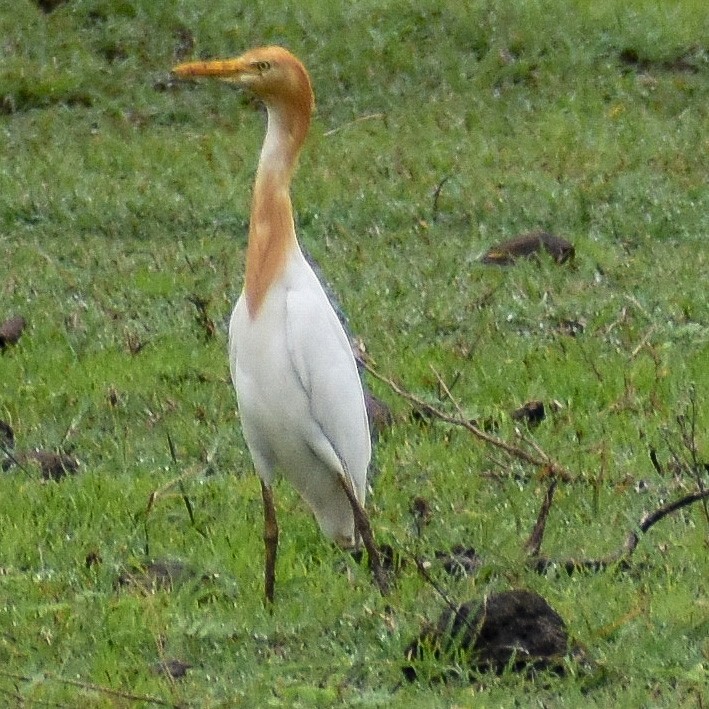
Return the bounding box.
[480,232,575,265]
[511,400,546,428]
[0,420,14,449]
[365,390,393,435]
[34,0,68,13]
[2,449,79,480]
[0,316,26,350]
[116,559,198,592]
[403,589,570,681]
[434,545,481,578]
[85,550,102,569]
[153,658,192,679]
[618,47,704,74]
[410,495,433,534]
[556,318,586,337]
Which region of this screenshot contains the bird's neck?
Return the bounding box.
[244,104,310,318]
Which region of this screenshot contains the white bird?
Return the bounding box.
[172,46,387,603]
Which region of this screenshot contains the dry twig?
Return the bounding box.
[524,478,558,556]
[630,324,658,360]
[529,488,709,574]
[323,113,385,137]
[431,175,451,221]
[363,361,573,482]
[0,669,178,707]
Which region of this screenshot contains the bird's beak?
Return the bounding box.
[171,58,248,82]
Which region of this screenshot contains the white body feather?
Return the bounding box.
[229,247,371,546]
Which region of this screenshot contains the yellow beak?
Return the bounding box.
[171,58,247,79]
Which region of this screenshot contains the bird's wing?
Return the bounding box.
[285,284,370,497]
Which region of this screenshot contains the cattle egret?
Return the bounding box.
[172,47,387,602]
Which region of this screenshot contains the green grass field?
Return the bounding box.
[1,0,707,705]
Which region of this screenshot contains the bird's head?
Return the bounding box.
[172,46,314,115]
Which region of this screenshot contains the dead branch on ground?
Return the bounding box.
[528,488,709,575]
[363,361,573,482]
[365,363,708,576]
[0,669,178,708]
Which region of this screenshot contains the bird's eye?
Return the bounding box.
[254,61,271,72]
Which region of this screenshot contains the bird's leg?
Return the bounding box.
[336,472,389,597]
[260,480,279,604]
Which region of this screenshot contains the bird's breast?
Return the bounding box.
[228,254,371,541]
[229,264,315,448]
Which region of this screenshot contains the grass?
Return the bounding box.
[1,0,708,705]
